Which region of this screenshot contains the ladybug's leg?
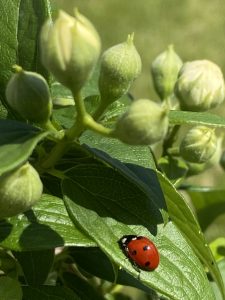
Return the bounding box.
[133,263,141,279]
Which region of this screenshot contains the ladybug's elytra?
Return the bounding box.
[118,235,160,271]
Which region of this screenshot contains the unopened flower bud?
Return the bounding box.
[151,45,182,100]
[40,9,101,93]
[98,34,142,106]
[113,99,169,145]
[175,60,225,111]
[180,126,217,163]
[0,163,43,219]
[188,135,223,176]
[6,66,52,123]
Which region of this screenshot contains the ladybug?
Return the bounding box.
[118,235,160,271]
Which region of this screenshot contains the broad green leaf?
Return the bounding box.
[169,110,225,128]
[0,276,22,300]
[14,249,54,285]
[210,259,225,300]
[158,172,225,299]
[18,0,51,78]
[0,194,95,251]
[0,120,49,175]
[22,286,79,300]
[64,163,162,223]
[62,165,214,300]
[81,133,155,169]
[0,0,20,108]
[186,188,225,242]
[63,272,105,300]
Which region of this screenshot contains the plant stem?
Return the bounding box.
[162,125,180,156]
[39,91,113,171]
[92,96,108,121]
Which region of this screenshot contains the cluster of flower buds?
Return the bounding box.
[0,163,43,219]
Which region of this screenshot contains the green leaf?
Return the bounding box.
[81,133,155,169]
[22,286,79,300]
[0,276,22,300]
[210,259,225,300]
[158,155,188,185]
[63,272,105,300]
[0,194,95,251]
[62,165,214,300]
[158,172,225,299]
[0,0,19,108]
[14,249,54,285]
[64,163,162,224]
[0,120,49,175]
[169,110,225,128]
[186,188,225,241]
[210,238,225,262]
[18,0,51,78]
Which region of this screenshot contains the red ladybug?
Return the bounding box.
[118,235,160,271]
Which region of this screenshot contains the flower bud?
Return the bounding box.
[113,99,169,145]
[180,126,217,163]
[0,163,43,219]
[175,60,225,111]
[6,66,52,123]
[40,9,101,93]
[151,45,182,100]
[98,34,142,106]
[187,136,223,176]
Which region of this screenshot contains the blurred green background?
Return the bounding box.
[51,0,225,100]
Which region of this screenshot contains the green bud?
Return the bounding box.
[0,163,43,219]
[151,45,182,100]
[180,126,217,163]
[188,136,223,176]
[40,9,101,93]
[175,60,225,111]
[113,99,169,145]
[6,66,52,123]
[98,34,142,106]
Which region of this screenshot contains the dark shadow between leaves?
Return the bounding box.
[19,210,64,250]
[0,219,13,242]
[69,246,158,296]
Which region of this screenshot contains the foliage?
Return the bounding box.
[1,1,225,300]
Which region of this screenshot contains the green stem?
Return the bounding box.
[92,96,108,121]
[39,91,114,171]
[162,125,180,156]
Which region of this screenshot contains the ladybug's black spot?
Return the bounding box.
[145,261,150,267]
[131,250,137,256]
[143,245,150,251]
